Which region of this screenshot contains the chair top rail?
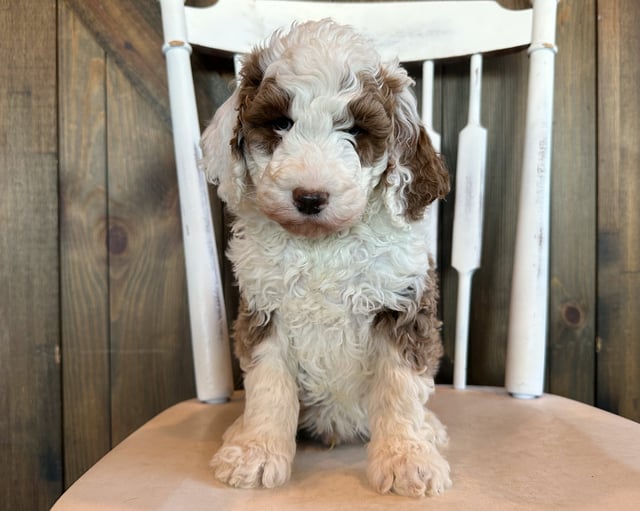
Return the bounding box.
[184,0,533,61]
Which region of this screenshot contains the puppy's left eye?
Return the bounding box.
[346,125,364,137]
[271,116,293,132]
[342,125,365,147]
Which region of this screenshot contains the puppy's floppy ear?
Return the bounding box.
[200,87,246,211]
[381,62,450,224]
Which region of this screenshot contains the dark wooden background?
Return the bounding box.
[1,0,638,509]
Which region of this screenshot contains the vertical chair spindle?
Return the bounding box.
[422,60,441,264]
[505,0,559,398]
[451,54,487,390]
[159,0,233,403]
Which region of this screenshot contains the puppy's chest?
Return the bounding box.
[281,266,367,328]
[234,233,422,325]
[251,247,389,327]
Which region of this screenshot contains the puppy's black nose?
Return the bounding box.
[292,188,329,216]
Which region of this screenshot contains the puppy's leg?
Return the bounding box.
[210,337,299,488]
[367,342,451,497]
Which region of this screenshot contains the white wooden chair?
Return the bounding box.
[52,1,640,509]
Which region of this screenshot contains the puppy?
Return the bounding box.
[201,19,451,497]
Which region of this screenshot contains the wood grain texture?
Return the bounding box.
[63,0,235,390]
[597,0,640,422]
[58,2,112,486]
[106,59,196,444]
[65,0,217,128]
[547,0,597,404]
[0,0,62,508]
[64,0,171,125]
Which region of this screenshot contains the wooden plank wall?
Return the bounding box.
[548,0,598,404]
[597,0,640,420]
[1,0,639,509]
[58,0,198,484]
[58,2,111,483]
[0,1,62,508]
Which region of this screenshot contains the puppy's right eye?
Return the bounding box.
[271,116,293,132]
[346,125,363,137]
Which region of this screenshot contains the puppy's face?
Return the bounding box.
[239,64,391,238]
[203,21,449,238]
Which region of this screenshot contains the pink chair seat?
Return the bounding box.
[52,387,640,510]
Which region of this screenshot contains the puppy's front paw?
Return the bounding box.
[210,441,292,489]
[367,440,451,497]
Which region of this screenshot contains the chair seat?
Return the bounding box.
[52,386,640,510]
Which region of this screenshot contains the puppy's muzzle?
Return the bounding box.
[292,188,329,216]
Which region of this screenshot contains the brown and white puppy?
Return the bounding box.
[201,19,451,497]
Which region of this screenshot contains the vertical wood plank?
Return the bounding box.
[547,0,597,404]
[597,0,640,422]
[106,59,196,444]
[0,0,62,508]
[58,0,112,486]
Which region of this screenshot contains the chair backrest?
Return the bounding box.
[159,0,559,403]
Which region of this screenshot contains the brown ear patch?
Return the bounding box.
[401,126,450,221]
[347,75,393,166]
[380,67,450,221]
[372,265,443,376]
[236,50,265,111]
[230,49,266,158]
[233,49,292,155]
[242,77,292,154]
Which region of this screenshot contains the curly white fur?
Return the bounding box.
[202,19,451,497]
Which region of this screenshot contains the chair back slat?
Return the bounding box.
[506,0,559,398]
[451,54,487,275]
[421,60,440,264]
[451,54,488,389]
[184,0,533,61]
[160,0,234,402]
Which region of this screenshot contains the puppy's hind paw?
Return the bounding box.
[210,442,292,489]
[367,441,452,497]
